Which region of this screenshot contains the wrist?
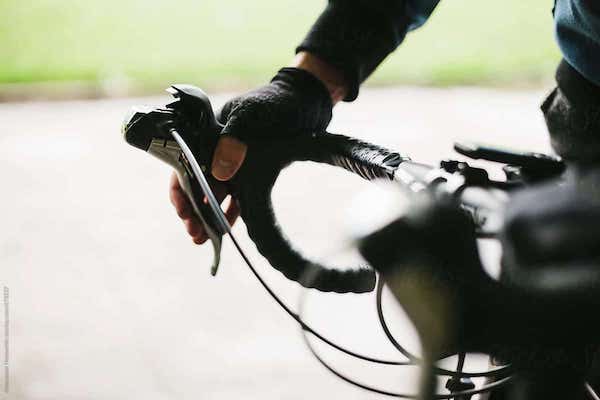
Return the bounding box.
[292,52,348,104]
[270,67,333,133]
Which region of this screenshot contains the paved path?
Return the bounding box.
[0,87,553,399]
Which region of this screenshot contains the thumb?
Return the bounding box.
[211,135,247,181]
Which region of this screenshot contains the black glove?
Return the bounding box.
[217,67,333,143]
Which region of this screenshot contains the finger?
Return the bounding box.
[184,218,205,237]
[169,173,193,220]
[203,183,228,206]
[190,184,228,245]
[193,197,237,244]
[189,218,208,245]
[211,135,247,181]
[224,196,241,226]
[193,235,208,245]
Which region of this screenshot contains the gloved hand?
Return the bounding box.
[170,66,334,244]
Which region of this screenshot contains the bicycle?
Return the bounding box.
[123,84,600,400]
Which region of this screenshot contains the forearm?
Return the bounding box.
[296,0,441,101]
[292,51,349,105]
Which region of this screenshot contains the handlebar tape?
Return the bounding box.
[232,132,406,293]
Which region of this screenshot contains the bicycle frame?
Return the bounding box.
[124,85,600,400]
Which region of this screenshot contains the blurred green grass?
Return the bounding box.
[0,0,561,91]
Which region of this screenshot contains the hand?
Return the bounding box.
[170,53,348,245]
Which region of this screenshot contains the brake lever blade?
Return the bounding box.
[170,128,231,275]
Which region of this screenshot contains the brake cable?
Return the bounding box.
[301,329,514,399]
[175,126,514,388]
[374,278,512,378]
[172,128,411,366]
[297,270,514,398]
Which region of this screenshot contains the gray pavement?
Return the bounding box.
[0,86,553,399]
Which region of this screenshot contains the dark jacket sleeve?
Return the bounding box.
[296,0,440,101]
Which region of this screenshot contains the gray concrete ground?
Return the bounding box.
[0,87,553,399]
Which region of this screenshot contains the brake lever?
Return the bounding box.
[170,127,229,275]
[454,141,565,182]
[122,85,226,275]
